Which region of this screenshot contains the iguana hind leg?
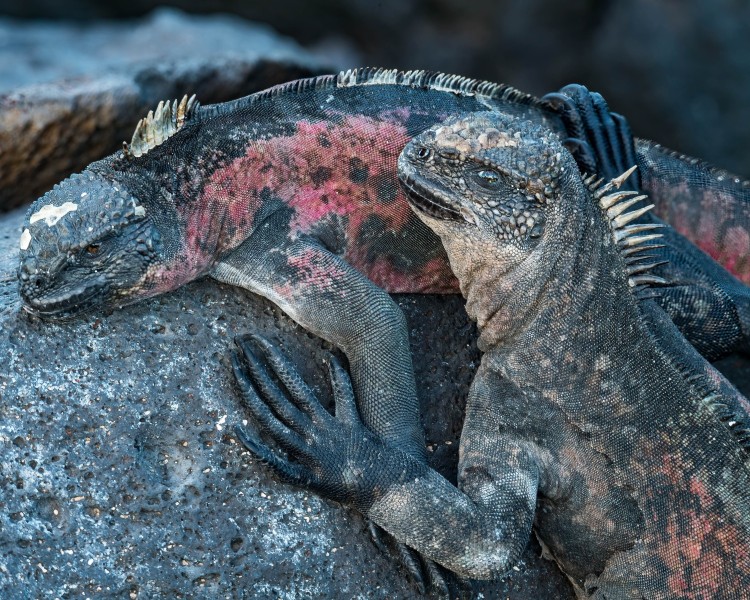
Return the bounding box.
[211,211,426,461]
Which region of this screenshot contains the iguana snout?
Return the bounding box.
[17,171,159,317]
[397,112,580,286]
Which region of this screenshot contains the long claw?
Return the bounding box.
[396,542,427,595]
[562,137,597,175]
[246,334,332,424]
[541,90,586,140]
[591,91,624,177]
[326,356,360,425]
[367,520,461,598]
[231,351,308,456]
[561,85,614,180]
[423,557,452,599]
[235,336,309,430]
[612,113,641,189]
[233,424,308,485]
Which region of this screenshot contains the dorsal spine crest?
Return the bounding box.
[123,94,199,159]
[335,68,540,107]
[589,166,668,292]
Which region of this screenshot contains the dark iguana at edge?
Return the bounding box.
[232,112,750,598]
[15,68,750,465]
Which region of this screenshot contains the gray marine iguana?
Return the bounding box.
[232,112,750,598]
[15,69,750,464]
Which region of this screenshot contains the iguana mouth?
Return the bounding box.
[399,172,463,221]
[22,277,107,318]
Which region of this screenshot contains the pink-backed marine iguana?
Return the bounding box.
[231,111,750,598]
[16,69,750,468]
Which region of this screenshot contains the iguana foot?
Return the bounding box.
[232,333,397,509]
[232,335,474,596]
[542,84,639,189]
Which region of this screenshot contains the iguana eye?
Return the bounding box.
[416,147,433,160]
[85,244,101,255]
[438,149,460,160]
[471,169,502,189]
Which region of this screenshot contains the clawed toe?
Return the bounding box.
[545,84,640,189]
[233,424,308,485]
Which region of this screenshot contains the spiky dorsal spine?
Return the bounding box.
[336,68,541,106]
[588,166,668,291]
[123,94,199,158]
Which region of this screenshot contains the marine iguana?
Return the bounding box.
[232,112,750,598]
[16,69,750,464]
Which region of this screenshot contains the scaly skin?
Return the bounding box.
[16,69,750,462]
[233,112,750,598]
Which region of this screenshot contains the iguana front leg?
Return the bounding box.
[233,337,543,580]
[211,210,426,462]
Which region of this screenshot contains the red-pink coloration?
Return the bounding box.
[194,158,263,255]
[287,246,350,291]
[194,113,458,293]
[354,252,458,293]
[650,178,750,284]
[641,446,749,598]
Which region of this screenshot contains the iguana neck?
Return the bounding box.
[454,200,647,387]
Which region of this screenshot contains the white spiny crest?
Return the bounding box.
[336,68,537,105]
[123,94,199,158]
[589,166,669,291]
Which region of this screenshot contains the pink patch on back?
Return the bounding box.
[650,177,750,283]
[288,246,349,290]
[351,251,458,293]
[197,112,456,293]
[282,116,414,235]
[640,441,750,597]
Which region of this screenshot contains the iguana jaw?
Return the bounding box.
[398,160,465,222]
[22,274,108,318]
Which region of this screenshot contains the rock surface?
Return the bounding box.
[0,207,576,598]
[0,8,330,212]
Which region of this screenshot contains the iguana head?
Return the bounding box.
[398,111,663,346]
[397,111,579,284]
[398,110,661,285]
[17,95,202,318]
[17,170,168,318]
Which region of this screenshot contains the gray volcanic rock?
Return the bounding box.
[0,207,575,598]
[0,8,330,212]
